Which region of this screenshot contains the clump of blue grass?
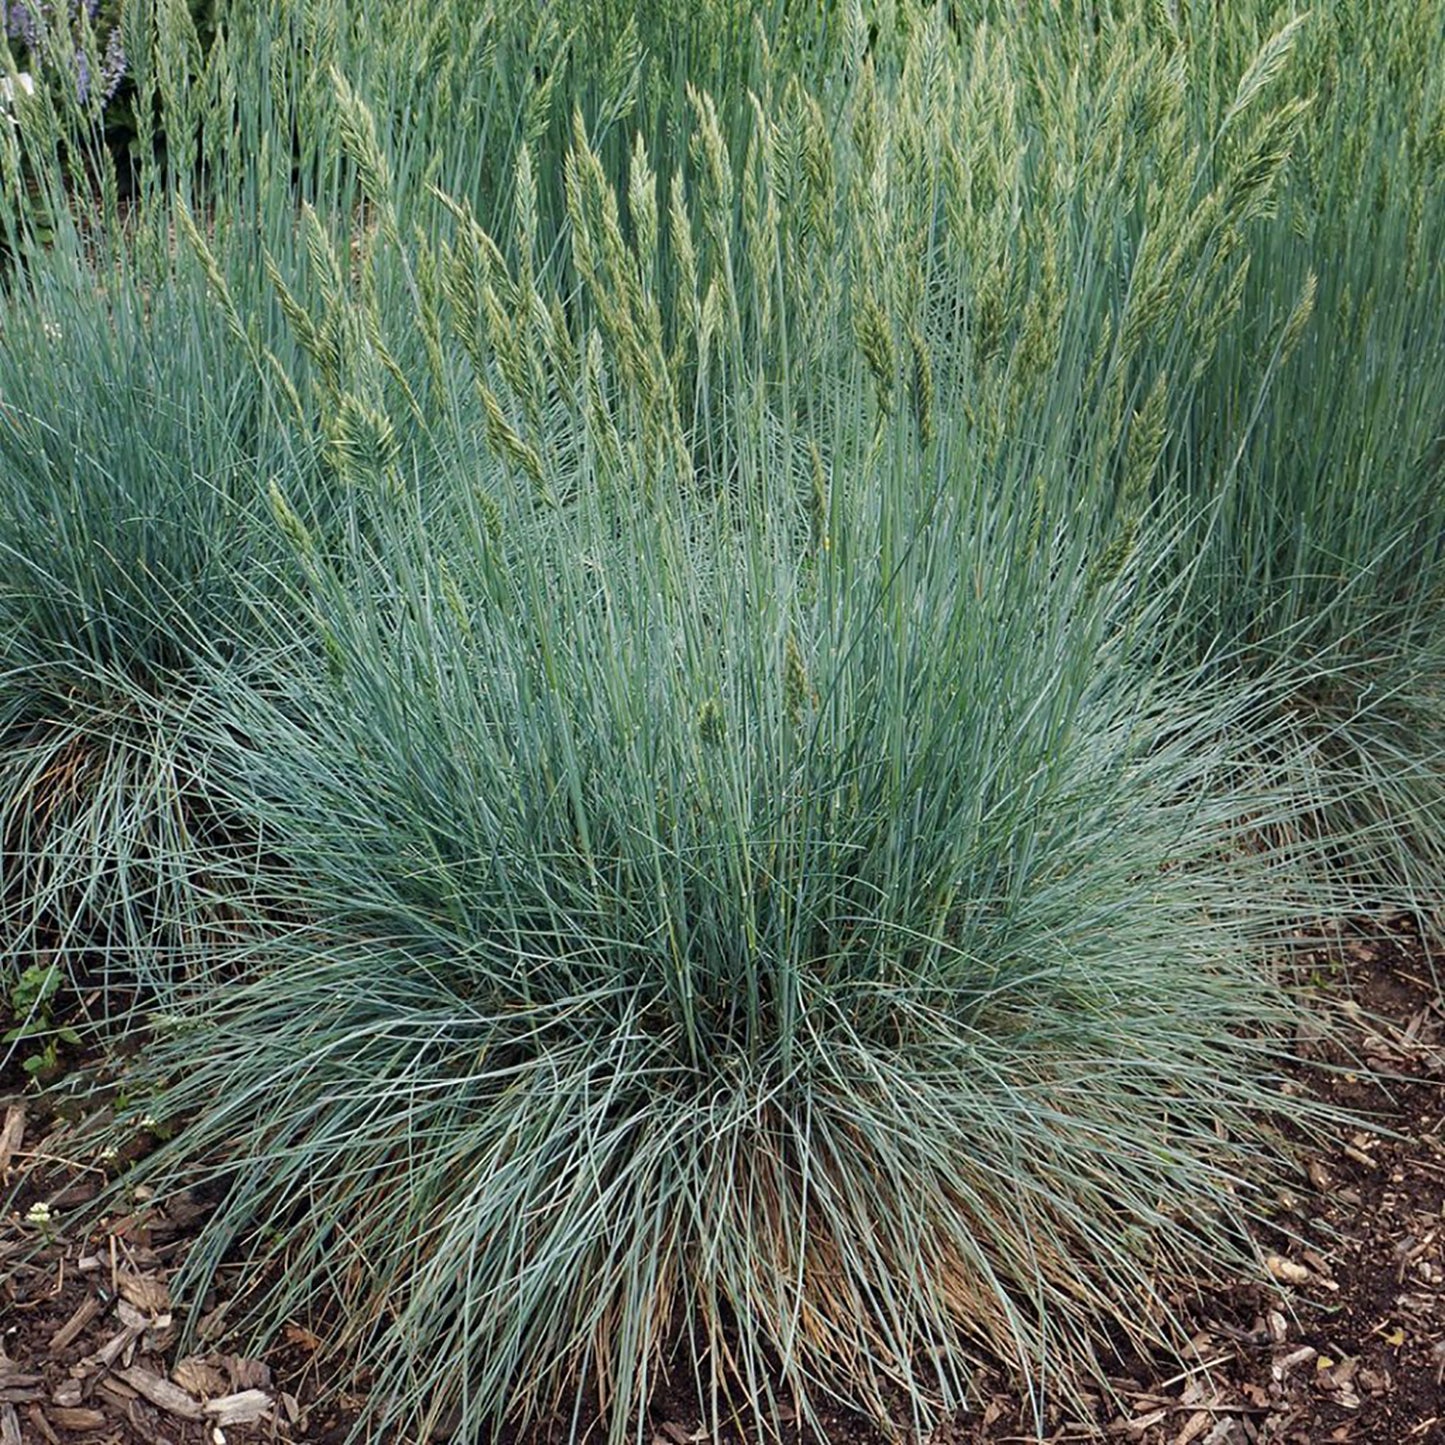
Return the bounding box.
[106,413,1354,1443]
[0,232,301,1023]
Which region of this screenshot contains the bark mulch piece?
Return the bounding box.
[1,1115,282,1445]
[2,922,1442,1445]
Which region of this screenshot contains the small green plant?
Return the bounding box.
[3,961,81,1081]
[24,1197,60,1244]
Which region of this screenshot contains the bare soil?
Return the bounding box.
[3,923,1442,1445]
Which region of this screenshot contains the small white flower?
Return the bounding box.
[98,1144,119,1163]
[25,1200,52,1226]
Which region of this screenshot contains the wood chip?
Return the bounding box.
[1,1403,22,1445]
[51,1381,83,1409]
[1272,1345,1317,1379]
[25,1405,59,1444]
[172,1359,229,1400]
[1176,1411,1214,1445]
[204,1389,273,1426]
[49,1295,103,1353]
[91,1323,144,1369]
[221,1355,271,1392]
[280,1323,321,1354]
[0,1106,23,1181]
[1265,1254,1311,1285]
[116,1270,171,1316]
[1123,1409,1168,1433]
[114,1366,203,1421]
[48,1406,108,1431]
[93,1378,137,1408]
[162,1191,214,1228]
[48,1180,98,1208]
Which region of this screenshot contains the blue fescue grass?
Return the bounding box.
[0,247,288,1012]
[111,415,1351,1441]
[0,0,1440,1439]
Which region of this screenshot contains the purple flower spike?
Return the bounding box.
[5,0,125,109]
[99,24,124,101]
[4,0,39,48]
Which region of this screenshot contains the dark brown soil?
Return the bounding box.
[3,923,1442,1445]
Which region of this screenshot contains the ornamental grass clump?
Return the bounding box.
[111,390,1347,1444]
[0,4,324,1018]
[0,255,286,1015]
[0,0,368,1018]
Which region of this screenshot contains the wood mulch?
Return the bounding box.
[2,921,1442,1445]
